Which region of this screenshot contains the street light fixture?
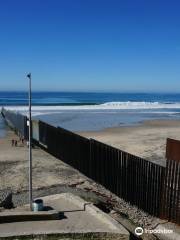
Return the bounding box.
[27,73,33,210]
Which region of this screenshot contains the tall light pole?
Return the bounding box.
[27,73,33,210]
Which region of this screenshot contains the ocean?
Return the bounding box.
[1,91,180,133]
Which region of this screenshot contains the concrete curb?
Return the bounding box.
[0,210,59,223]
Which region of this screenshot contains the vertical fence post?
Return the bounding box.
[160,138,180,224]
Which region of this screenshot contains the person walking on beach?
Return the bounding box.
[14,140,18,147]
[11,139,14,146]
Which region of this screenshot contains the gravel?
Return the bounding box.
[0,180,164,229]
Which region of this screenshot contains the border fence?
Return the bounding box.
[1,107,180,225]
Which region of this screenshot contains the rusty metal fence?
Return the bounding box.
[161,138,180,224]
[90,140,166,217]
[38,121,90,175]
[1,108,28,139]
[1,108,180,225]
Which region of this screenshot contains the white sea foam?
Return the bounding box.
[1,102,180,131]
[3,101,180,112]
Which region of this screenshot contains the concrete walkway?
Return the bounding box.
[0,193,129,239]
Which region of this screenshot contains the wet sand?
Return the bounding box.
[79,119,180,166]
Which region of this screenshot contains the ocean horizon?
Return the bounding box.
[1,91,180,133]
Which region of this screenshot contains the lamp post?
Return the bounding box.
[27,73,32,210]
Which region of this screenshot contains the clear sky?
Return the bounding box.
[0,0,180,92]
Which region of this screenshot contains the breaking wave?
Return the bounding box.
[3,101,180,112]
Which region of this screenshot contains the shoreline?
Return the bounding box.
[1,116,180,166]
[2,104,180,132]
[79,118,180,133]
[79,119,180,166]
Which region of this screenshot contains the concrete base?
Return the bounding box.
[0,210,59,223]
[0,193,129,240]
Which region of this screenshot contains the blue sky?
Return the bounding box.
[0,0,180,92]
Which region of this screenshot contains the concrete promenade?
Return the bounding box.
[0,193,129,239]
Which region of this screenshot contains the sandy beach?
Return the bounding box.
[80,119,180,166]
[0,130,85,192]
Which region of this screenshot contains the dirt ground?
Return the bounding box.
[0,130,85,192]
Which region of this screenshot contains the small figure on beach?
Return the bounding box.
[14,140,18,147]
[11,139,14,146]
